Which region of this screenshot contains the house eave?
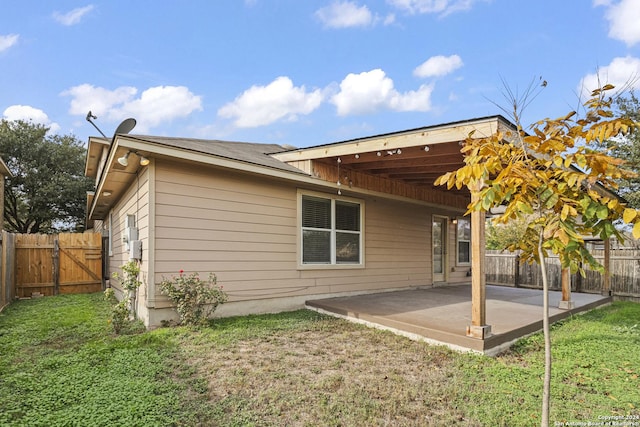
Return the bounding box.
[88,134,469,222]
[272,115,515,162]
[0,156,12,177]
[88,135,318,221]
[85,137,110,178]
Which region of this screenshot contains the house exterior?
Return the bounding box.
[85,116,514,332]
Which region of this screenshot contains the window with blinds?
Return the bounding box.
[301,194,362,265]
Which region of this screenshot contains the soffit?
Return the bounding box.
[85,137,110,178]
[315,141,466,189]
[276,116,515,193]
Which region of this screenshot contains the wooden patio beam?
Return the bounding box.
[272,117,507,162]
[336,144,464,165]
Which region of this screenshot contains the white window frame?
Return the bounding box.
[456,217,471,266]
[297,190,364,269]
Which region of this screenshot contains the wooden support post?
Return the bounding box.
[0,175,4,232]
[602,238,611,296]
[53,239,60,296]
[558,267,574,309]
[466,187,491,339]
[1,230,6,307]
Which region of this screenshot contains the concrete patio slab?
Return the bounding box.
[305,285,611,356]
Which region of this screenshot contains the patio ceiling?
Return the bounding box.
[273,115,515,196]
[313,141,466,189]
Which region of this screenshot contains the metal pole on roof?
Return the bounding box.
[85,111,108,138]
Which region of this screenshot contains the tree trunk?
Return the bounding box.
[538,231,551,427]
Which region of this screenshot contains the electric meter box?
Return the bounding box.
[123,214,138,251]
[129,240,142,260]
[125,226,138,243]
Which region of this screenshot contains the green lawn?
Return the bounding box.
[0,293,638,426]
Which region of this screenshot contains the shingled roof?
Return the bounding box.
[123,134,305,175]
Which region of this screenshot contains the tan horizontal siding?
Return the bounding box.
[156,181,294,211]
[313,272,418,287]
[202,278,318,294]
[154,160,298,294]
[107,167,150,320]
[152,159,459,303]
[155,227,294,244]
[157,166,295,208]
[154,238,295,253]
[155,250,295,262]
[155,215,295,236]
[155,202,293,227]
[155,264,301,282]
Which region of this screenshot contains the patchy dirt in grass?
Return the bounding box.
[178,314,481,426]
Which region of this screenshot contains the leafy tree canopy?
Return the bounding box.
[607,92,640,208]
[486,215,532,250]
[0,119,93,233]
[435,85,640,274]
[435,84,640,427]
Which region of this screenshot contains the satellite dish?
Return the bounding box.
[113,118,136,136]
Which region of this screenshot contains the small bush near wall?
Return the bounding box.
[160,271,227,326]
[107,260,144,334]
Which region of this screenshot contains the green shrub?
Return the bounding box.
[107,260,143,334]
[111,260,142,292]
[103,288,135,334]
[160,271,227,326]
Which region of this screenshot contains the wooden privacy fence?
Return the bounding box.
[1,231,16,309]
[486,249,640,301]
[13,232,103,298]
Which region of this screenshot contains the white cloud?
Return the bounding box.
[315,1,374,28]
[332,69,394,115]
[218,76,324,128]
[62,84,202,133]
[3,105,61,133]
[62,84,138,118]
[383,13,396,25]
[388,0,477,16]
[390,84,435,112]
[53,5,94,26]
[0,34,19,52]
[414,54,463,78]
[331,69,433,115]
[578,56,640,98]
[596,0,640,46]
[118,86,203,131]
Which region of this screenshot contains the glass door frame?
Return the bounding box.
[432,215,448,283]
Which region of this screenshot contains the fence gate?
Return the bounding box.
[15,232,103,298]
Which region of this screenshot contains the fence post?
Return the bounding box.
[514,253,520,288]
[576,262,583,293]
[53,239,60,295]
[0,232,4,308]
[602,238,611,296]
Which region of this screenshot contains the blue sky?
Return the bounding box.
[1,0,639,148]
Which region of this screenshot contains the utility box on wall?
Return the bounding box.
[123,214,138,251]
[129,240,142,261]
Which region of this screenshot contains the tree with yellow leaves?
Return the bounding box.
[435,84,640,427]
